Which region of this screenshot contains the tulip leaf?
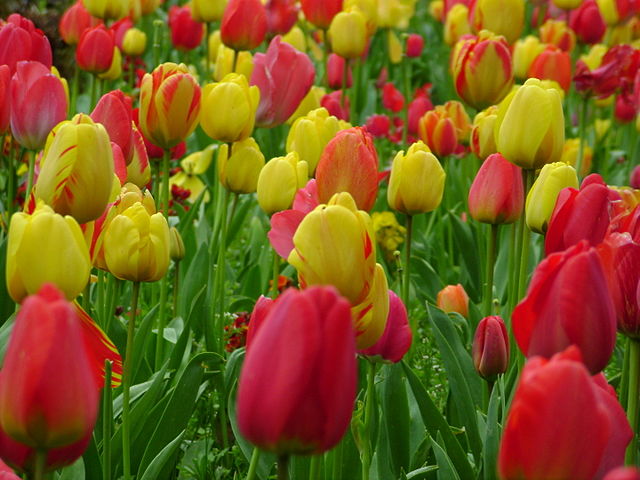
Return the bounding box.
[57,459,85,480]
[406,466,439,479]
[0,315,14,364]
[178,242,210,320]
[132,304,160,382]
[482,384,501,480]
[431,434,461,480]
[138,431,186,480]
[402,362,474,479]
[0,236,13,325]
[449,213,481,301]
[381,363,411,476]
[226,196,255,246]
[426,303,483,461]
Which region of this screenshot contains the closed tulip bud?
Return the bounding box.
[444,4,471,46]
[469,0,524,44]
[382,82,404,112]
[300,0,343,29]
[126,127,150,188]
[221,0,267,51]
[472,316,509,381]
[470,105,498,159]
[540,19,577,52]
[0,14,52,74]
[499,347,632,479]
[191,0,227,22]
[104,202,170,282]
[97,47,122,81]
[525,162,578,234]
[452,30,514,110]
[430,0,445,21]
[6,203,91,303]
[82,0,128,20]
[201,74,259,143]
[0,284,98,450]
[287,107,343,175]
[122,27,146,56]
[570,1,606,43]
[329,9,368,59]
[288,192,376,305]
[315,127,379,211]
[418,108,458,157]
[387,141,445,215]
[257,152,309,214]
[76,25,115,74]
[408,95,434,135]
[218,138,265,193]
[436,284,469,317]
[35,115,114,224]
[59,1,101,46]
[468,153,524,224]
[168,227,185,261]
[10,62,68,151]
[443,100,471,142]
[238,286,356,455]
[512,35,545,80]
[495,78,565,170]
[91,90,135,164]
[320,90,350,121]
[350,263,389,348]
[528,45,572,92]
[169,5,204,51]
[139,62,201,150]
[265,0,299,36]
[514,241,616,373]
[327,53,352,89]
[406,34,425,57]
[281,26,307,53]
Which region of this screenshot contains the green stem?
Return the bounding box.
[152,20,163,69]
[90,74,99,110]
[245,448,261,480]
[97,270,106,326]
[70,65,80,116]
[102,360,113,480]
[155,275,169,368]
[626,339,640,465]
[161,149,171,217]
[309,455,321,480]
[33,450,46,480]
[26,150,35,203]
[402,215,413,308]
[6,140,15,220]
[172,261,180,316]
[204,22,211,78]
[350,59,360,124]
[122,281,141,480]
[332,440,343,480]
[517,170,535,301]
[215,190,230,353]
[231,50,239,73]
[271,250,280,299]
[341,58,349,110]
[322,28,330,87]
[277,455,289,480]
[576,96,588,179]
[105,278,121,336]
[402,56,412,147]
[483,224,498,317]
[361,361,377,480]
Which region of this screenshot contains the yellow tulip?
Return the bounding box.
[82,0,128,20]
[444,4,471,46]
[351,264,389,349]
[213,46,254,81]
[286,86,327,125]
[512,36,545,80]
[560,138,593,177]
[470,0,525,44]
[328,9,368,59]
[580,44,608,70]
[98,47,122,81]
[377,0,415,29]
[169,226,185,261]
[470,105,499,159]
[281,26,307,53]
[257,152,308,215]
[218,138,265,194]
[191,0,227,22]
[345,0,378,35]
[170,145,215,202]
[6,203,91,303]
[122,28,147,56]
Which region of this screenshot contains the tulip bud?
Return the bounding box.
[444,4,471,46]
[528,45,572,92]
[103,202,170,282]
[470,105,498,159]
[59,1,100,46]
[560,138,593,177]
[169,5,204,51]
[418,108,458,157]
[329,9,368,59]
[525,162,578,234]
[406,34,424,57]
[300,0,343,29]
[213,46,254,81]
[469,0,525,44]
[596,0,639,25]
[0,66,10,135]
[97,47,122,81]
[218,138,265,194]
[82,0,128,20]
[122,28,147,56]
[472,316,509,381]
[436,284,469,317]
[387,141,446,215]
[76,25,115,74]
[512,35,545,80]
[257,152,309,215]
[0,284,98,450]
[495,78,565,170]
[321,90,350,121]
[281,26,307,53]
[220,0,267,51]
[327,53,352,89]
[570,0,606,44]
[0,14,52,75]
[430,0,444,21]
[539,19,576,52]
[169,227,185,261]
[191,0,227,22]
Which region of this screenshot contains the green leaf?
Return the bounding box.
[431,434,461,480]
[482,385,501,480]
[406,466,439,479]
[132,304,159,382]
[450,213,481,301]
[381,363,411,476]
[178,242,209,320]
[57,459,85,480]
[139,431,186,480]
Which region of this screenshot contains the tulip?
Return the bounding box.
[35,114,114,224]
[472,316,509,381]
[468,0,524,44]
[251,36,315,128]
[451,30,514,110]
[315,127,379,211]
[0,458,19,479]
[495,78,565,170]
[596,0,639,25]
[470,105,498,159]
[75,25,115,74]
[300,0,343,29]
[82,0,128,20]
[125,127,151,188]
[191,0,227,22]
[238,286,356,454]
[350,263,389,348]
[387,141,445,215]
[376,0,415,28]
[90,90,135,164]
[406,34,424,57]
[218,138,265,194]
[436,284,469,317]
[265,0,299,36]
[220,0,267,51]
[321,90,350,121]
[408,95,434,135]
[328,9,368,60]
[288,192,376,305]
[0,14,52,74]
[512,35,545,80]
[139,62,201,150]
[6,203,91,303]
[560,138,593,176]
[286,107,343,175]
[213,45,254,81]
[327,53,352,90]
[170,146,215,202]
[498,346,631,479]
[0,66,10,135]
[382,82,405,112]
[359,290,412,363]
[281,26,307,53]
[365,114,391,138]
[525,162,578,234]
[444,4,471,46]
[604,467,640,480]
[59,1,101,46]
[513,241,616,373]
[574,45,639,99]
[200,74,259,143]
[168,5,204,52]
[539,19,576,52]
[257,152,309,215]
[9,62,68,151]
[468,153,523,225]
[121,28,146,56]
[418,108,458,157]
[527,45,572,92]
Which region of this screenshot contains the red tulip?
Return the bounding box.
[365,114,391,138]
[0,458,18,480]
[418,108,458,157]
[59,1,101,46]
[574,45,640,98]
[0,14,52,74]
[468,153,523,224]
[545,179,615,255]
[472,315,509,381]
[315,127,379,211]
[109,17,133,50]
[359,290,412,363]
[498,346,631,480]
[237,286,357,455]
[251,36,315,128]
[9,61,67,151]
[615,92,636,123]
[569,0,606,44]
[76,25,115,74]
[300,0,343,29]
[631,166,640,189]
[382,82,405,112]
[604,467,640,480]
[528,45,572,91]
[320,90,350,121]
[0,284,98,450]
[513,241,616,373]
[168,5,204,51]
[245,295,275,349]
[221,0,267,51]
[408,95,433,135]
[0,65,10,135]
[266,0,299,35]
[91,90,135,164]
[406,34,425,58]
[327,53,352,89]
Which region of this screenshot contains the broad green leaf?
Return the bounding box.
[406,466,439,479]
[482,385,501,480]
[431,434,461,480]
[139,431,186,480]
[381,363,411,476]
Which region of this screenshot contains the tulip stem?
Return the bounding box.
[341,59,349,111]
[122,280,140,480]
[172,260,180,316]
[70,65,80,116]
[102,360,113,480]
[576,96,588,179]
[361,360,377,480]
[26,150,35,203]
[277,455,289,480]
[402,214,413,309]
[155,274,169,368]
[309,455,321,480]
[322,28,330,88]
[152,19,163,69]
[271,251,280,299]
[161,149,171,217]
[33,450,46,480]
[351,59,361,124]
[626,339,640,465]
[516,170,535,301]
[402,55,412,146]
[245,448,261,480]
[483,224,498,317]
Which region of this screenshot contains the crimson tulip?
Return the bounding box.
[0,65,10,135]
[91,90,135,164]
[59,1,101,46]
[265,0,299,35]
[472,316,509,381]
[245,295,275,349]
[327,53,352,90]
[513,241,616,373]
[614,93,636,123]
[0,14,52,74]
[408,95,433,135]
[569,0,606,44]
[251,36,315,128]
[382,82,405,113]
[315,127,379,211]
[320,90,350,121]
[498,346,631,480]
[300,0,343,29]
[406,34,425,58]
[220,0,267,51]
[237,286,357,455]
[574,45,640,98]
[168,5,204,51]
[76,25,115,74]
[365,114,391,138]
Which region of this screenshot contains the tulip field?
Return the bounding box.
[2,0,640,479]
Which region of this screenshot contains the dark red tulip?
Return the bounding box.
[406,34,425,58]
[615,92,636,123]
[327,53,352,90]
[574,45,640,98]
[91,90,135,164]
[265,0,299,35]
[221,0,267,51]
[168,5,204,51]
[365,114,391,138]
[59,1,101,46]
[0,14,52,74]
[76,25,115,74]
[408,95,434,135]
[569,0,606,44]
[513,241,617,374]
[382,82,405,112]
[472,316,509,381]
[300,0,343,29]
[237,286,357,455]
[498,346,631,480]
[320,90,350,121]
